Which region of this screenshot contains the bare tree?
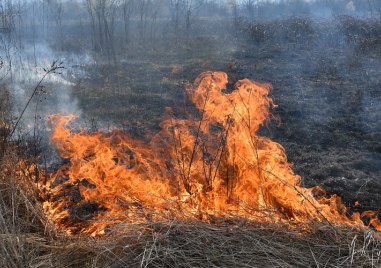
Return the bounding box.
[366,0,374,18]
[0,0,17,31]
[83,0,119,64]
[147,0,165,44]
[227,0,241,34]
[370,0,381,18]
[0,0,23,79]
[169,0,181,41]
[122,0,134,45]
[184,0,206,33]
[168,0,206,40]
[84,0,96,50]
[184,0,192,32]
[136,0,151,43]
[242,0,255,18]
[46,0,64,48]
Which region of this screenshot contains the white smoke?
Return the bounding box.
[346,1,356,13]
[0,41,90,135]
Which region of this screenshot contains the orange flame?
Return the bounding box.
[39,72,380,236]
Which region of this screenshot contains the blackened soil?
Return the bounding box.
[73,18,381,217]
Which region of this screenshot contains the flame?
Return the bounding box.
[38,71,380,236]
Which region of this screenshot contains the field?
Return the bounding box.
[1,15,381,267]
[73,17,381,216]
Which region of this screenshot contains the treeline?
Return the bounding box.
[0,0,380,67]
[239,0,381,20]
[1,0,230,65]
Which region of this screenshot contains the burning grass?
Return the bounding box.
[0,156,380,268]
[1,68,381,266]
[1,198,381,267]
[0,148,51,267]
[33,72,380,238]
[2,171,381,266]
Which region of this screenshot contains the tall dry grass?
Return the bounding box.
[0,138,380,268]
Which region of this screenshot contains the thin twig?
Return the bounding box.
[9,60,64,139]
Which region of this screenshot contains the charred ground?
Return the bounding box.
[70,17,381,219]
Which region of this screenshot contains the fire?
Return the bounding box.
[38,72,380,236]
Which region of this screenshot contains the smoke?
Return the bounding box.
[0,41,87,136]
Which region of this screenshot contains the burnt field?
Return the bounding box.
[2,1,381,265]
[73,17,381,217]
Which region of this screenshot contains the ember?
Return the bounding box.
[38,72,381,236]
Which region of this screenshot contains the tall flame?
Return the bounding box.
[39,72,380,236]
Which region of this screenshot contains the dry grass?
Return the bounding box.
[1,149,380,268]
[2,219,381,267]
[79,221,381,268]
[1,36,381,266]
